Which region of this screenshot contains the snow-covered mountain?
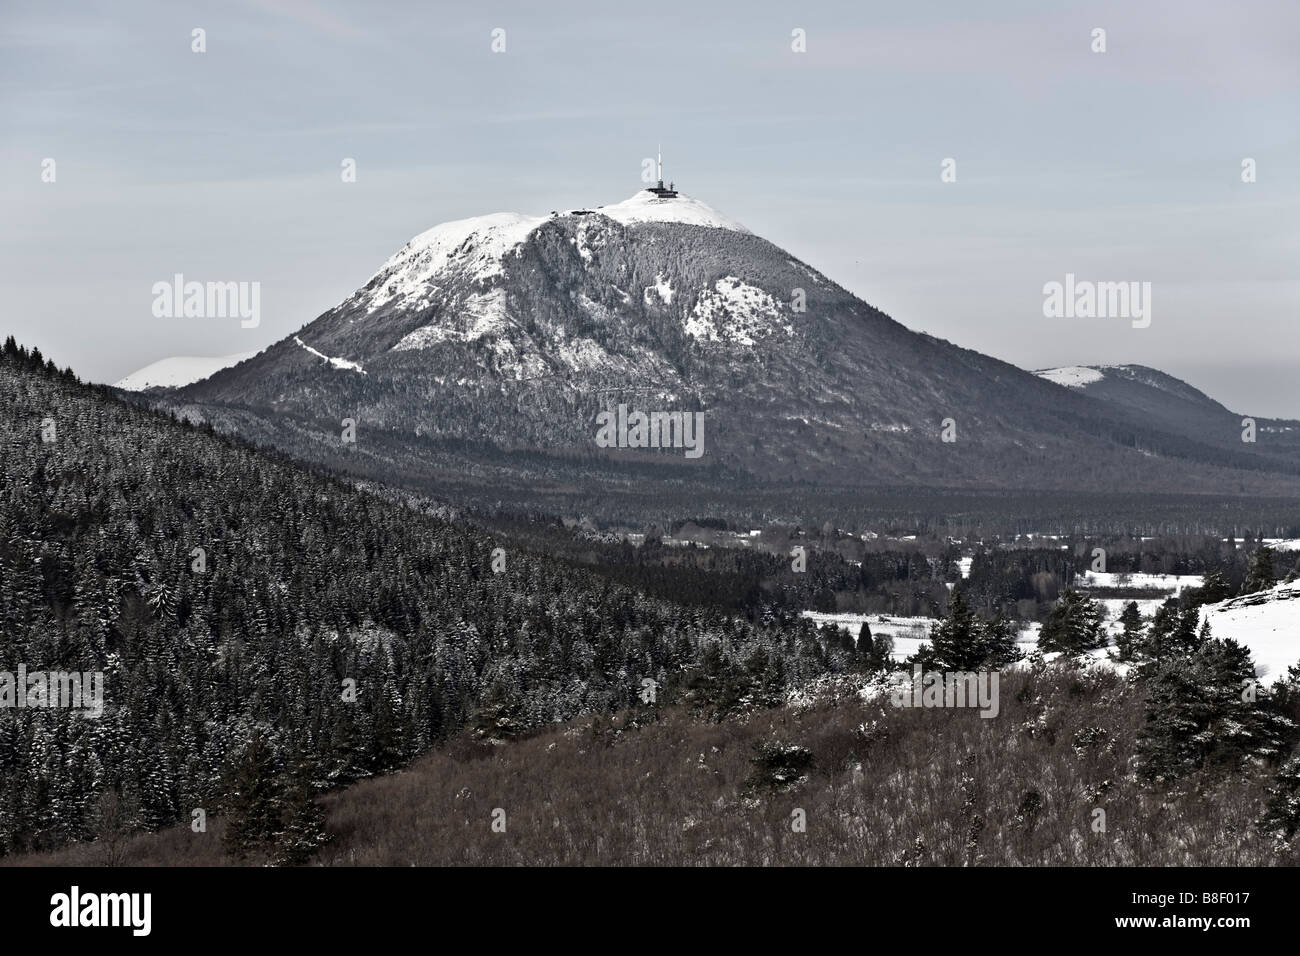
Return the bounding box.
[1034,363,1300,465]
[1035,364,1226,409]
[114,351,259,391]
[158,189,1300,505]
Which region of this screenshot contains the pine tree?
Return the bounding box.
[914,591,1018,670]
[1190,570,1232,607]
[1114,602,1144,662]
[1241,547,1277,595]
[1136,635,1294,782]
[980,610,1022,668]
[1136,601,1205,667]
[1285,556,1300,585]
[222,732,280,859]
[915,590,980,670]
[857,621,894,672]
[271,755,328,866]
[1258,749,1300,842]
[855,620,872,654]
[1038,590,1105,656]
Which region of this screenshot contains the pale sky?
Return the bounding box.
[2,0,1297,414]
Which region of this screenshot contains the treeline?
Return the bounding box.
[476,513,950,618]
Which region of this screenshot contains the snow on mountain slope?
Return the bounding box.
[1199,580,1300,684]
[392,289,513,351]
[353,192,744,315]
[1035,364,1229,411]
[114,352,258,391]
[686,276,792,345]
[294,336,366,373]
[360,212,547,311]
[1035,366,1105,388]
[595,190,748,232]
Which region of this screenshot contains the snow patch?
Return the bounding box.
[392,289,512,352]
[113,352,258,391]
[685,276,789,345]
[361,212,545,310]
[1035,366,1105,388]
[1074,570,1203,596]
[596,191,748,233]
[1199,580,1300,685]
[643,274,674,306]
[294,336,366,374]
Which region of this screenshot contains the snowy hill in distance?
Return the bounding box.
[1034,363,1300,463]
[114,351,258,391]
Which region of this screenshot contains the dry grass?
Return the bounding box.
[6,665,1295,867]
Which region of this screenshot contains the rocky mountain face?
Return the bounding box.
[161,190,1300,513]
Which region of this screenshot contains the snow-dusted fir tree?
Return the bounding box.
[913,591,1020,671]
[1038,590,1106,655]
[1135,632,1293,782]
[1113,601,1144,662]
[1241,547,1277,595]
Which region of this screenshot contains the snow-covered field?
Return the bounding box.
[1074,570,1203,596]
[805,580,1300,684]
[802,611,936,661]
[1261,539,1300,552]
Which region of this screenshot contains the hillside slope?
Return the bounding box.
[1036,364,1300,462]
[1200,579,1300,684]
[10,670,1299,867]
[0,339,828,857]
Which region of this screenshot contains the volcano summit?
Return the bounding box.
[152,184,1300,518]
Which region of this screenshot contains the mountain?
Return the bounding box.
[1035,364,1300,460]
[114,351,260,391]
[157,189,1300,519]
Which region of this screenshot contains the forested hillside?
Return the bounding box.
[0,338,834,857]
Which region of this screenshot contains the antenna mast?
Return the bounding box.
[648,145,678,198]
